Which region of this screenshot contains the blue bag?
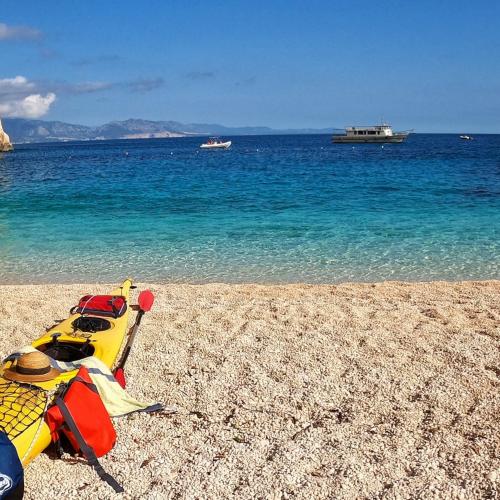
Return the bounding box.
[0,432,23,499]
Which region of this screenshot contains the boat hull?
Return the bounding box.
[0,280,133,465]
[200,141,231,149]
[332,133,409,143]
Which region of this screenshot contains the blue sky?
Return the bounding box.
[0,0,499,132]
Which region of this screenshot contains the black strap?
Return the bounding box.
[107,298,119,318]
[55,398,124,493]
[53,436,63,458]
[72,376,99,394]
[108,296,126,318]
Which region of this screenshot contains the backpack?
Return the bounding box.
[70,295,127,319]
[0,431,24,500]
[45,367,123,493]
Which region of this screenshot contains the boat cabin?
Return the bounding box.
[345,125,394,137]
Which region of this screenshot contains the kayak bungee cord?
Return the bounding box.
[20,386,59,465]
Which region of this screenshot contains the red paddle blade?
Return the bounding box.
[138,290,155,312]
[114,367,126,388]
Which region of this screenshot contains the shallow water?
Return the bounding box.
[0,134,498,283]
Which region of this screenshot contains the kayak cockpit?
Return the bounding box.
[36,336,95,362]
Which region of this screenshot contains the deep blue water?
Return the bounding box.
[0,134,499,284]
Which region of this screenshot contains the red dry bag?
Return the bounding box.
[46,366,123,493]
[70,295,127,318]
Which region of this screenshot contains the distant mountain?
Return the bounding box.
[4,118,93,143]
[2,118,339,144]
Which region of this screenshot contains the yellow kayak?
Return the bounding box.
[0,279,133,465]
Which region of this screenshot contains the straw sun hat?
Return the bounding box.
[3,351,60,383]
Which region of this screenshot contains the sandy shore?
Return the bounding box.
[0,281,499,499]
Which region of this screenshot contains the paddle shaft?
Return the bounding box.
[116,309,145,371]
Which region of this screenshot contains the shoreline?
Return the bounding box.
[0,278,498,286]
[1,280,499,498]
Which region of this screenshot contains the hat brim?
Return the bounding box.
[3,366,61,383]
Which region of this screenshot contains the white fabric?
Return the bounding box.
[4,346,164,417]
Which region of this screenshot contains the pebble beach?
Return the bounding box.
[0,280,498,499]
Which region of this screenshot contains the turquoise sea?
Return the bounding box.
[0,134,499,284]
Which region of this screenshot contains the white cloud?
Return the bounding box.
[127,78,164,93]
[0,76,36,95]
[0,74,165,119]
[69,81,114,94]
[0,76,56,118]
[0,22,41,41]
[0,93,56,118]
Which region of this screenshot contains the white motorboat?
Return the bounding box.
[200,137,232,149]
[460,135,473,140]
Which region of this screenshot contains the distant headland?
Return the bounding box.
[2,117,340,144]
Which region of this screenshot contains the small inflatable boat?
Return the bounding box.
[200,137,231,149]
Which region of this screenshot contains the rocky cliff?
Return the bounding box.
[0,118,14,152]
